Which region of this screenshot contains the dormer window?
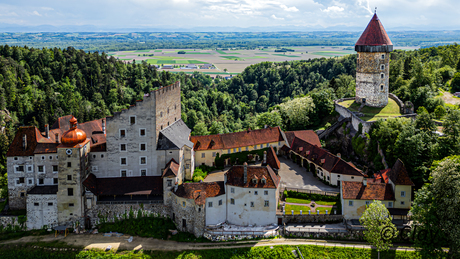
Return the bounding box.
[252,179,257,184]
[261,178,266,184]
[210,140,215,147]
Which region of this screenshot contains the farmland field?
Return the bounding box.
[110,46,416,75]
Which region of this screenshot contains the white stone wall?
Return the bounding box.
[7,156,35,209]
[89,151,108,177]
[34,153,60,186]
[205,194,226,225]
[226,185,277,226]
[26,194,57,229]
[330,173,363,186]
[356,51,390,107]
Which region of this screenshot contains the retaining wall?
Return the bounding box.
[389,93,405,114]
[282,214,343,224]
[86,203,170,226]
[0,216,20,228]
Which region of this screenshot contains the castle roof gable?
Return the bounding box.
[356,13,392,47]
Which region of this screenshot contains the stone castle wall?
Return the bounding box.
[171,195,205,237]
[154,81,181,139]
[356,51,389,107]
[334,101,374,134]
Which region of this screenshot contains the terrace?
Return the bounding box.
[338,99,402,121]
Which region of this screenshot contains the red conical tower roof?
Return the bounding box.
[356,13,392,47]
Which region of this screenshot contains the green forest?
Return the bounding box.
[0,43,460,255]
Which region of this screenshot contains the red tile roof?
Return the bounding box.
[173,181,225,205]
[342,181,395,200]
[285,130,321,148]
[225,165,280,188]
[162,159,180,177]
[190,127,285,151]
[266,146,280,170]
[290,137,365,177]
[83,173,163,196]
[376,159,414,186]
[6,127,43,157]
[356,13,392,46]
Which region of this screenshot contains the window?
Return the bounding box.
[349,201,354,206]
[27,165,33,172]
[30,156,33,160]
[121,157,127,165]
[121,170,127,177]
[14,157,18,160]
[231,198,235,205]
[53,178,58,184]
[48,202,53,206]
[120,129,126,138]
[380,85,384,91]
[34,203,39,206]
[130,116,136,125]
[161,126,163,130]
[219,199,222,206]
[365,201,370,206]
[246,147,248,151]
[167,180,172,186]
[160,112,163,118]
[212,152,216,157]
[53,165,58,172]
[327,176,330,181]
[381,73,384,79]
[141,169,147,176]
[254,145,257,149]
[140,157,147,165]
[67,175,72,181]
[252,179,257,184]
[401,201,405,205]
[92,166,98,172]
[15,165,24,172]
[337,175,341,178]
[69,203,74,207]
[140,128,146,136]
[381,64,385,70]
[233,148,236,153]
[401,191,406,197]
[182,201,186,207]
[250,202,254,207]
[208,202,213,208]
[351,176,354,179]
[27,178,33,185]
[264,191,268,195]
[120,144,127,151]
[56,155,58,159]
[186,164,190,169]
[140,143,146,151]
[41,156,45,160]
[381,54,385,59]
[93,155,96,159]
[101,154,104,158]
[254,191,258,195]
[388,202,393,208]
[18,177,25,184]
[264,201,269,207]
[38,178,44,185]
[67,162,71,168]
[38,165,44,173]
[238,147,241,152]
[228,149,231,154]
[67,188,73,196]
[201,153,205,158]
[231,188,235,193]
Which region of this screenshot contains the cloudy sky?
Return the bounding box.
[0,0,458,31]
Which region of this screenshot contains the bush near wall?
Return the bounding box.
[284,190,342,213]
[215,148,269,168]
[193,165,217,182]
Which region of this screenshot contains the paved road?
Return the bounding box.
[277,157,338,192]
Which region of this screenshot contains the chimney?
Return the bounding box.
[22,135,27,150]
[243,162,248,184]
[263,151,267,165]
[45,124,49,138]
[102,119,106,134]
[55,133,59,143]
[363,179,367,186]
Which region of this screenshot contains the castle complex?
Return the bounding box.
[355,13,393,107]
[3,13,413,237]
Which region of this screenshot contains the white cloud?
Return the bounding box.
[32,10,41,16]
[271,14,284,20]
[322,6,344,13]
[41,7,54,11]
[280,4,299,12]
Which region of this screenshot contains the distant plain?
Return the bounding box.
[109,46,417,75]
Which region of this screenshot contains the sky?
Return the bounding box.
[0,0,459,31]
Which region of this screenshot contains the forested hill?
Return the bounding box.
[1,44,460,191]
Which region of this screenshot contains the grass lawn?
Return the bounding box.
[216,50,227,54]
[154,50,162,52]
[146,59,206,64]
[286,198,311,204]
[184,52,212,54]
[285,204,335,215]
[315,201,337,206]
[272,54,300,57]
[220,56,241,60]
[134,49,153,52]
[339,99,402,121]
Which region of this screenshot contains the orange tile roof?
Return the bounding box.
[388,159,414,186]
[162,159,180,177]
[342,181,395,200]
[225,165,280,188]
[285,130,321,148]
[190,127,284,151]
[266,146,280,170]
[173,181,225,205]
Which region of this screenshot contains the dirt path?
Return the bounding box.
[439,90,460,105]
[0,233,419,252]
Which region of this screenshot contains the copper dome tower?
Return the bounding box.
[61,116,87,146]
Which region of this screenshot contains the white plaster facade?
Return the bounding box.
[26,194,57,229]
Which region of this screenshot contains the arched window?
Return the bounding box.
[381,54,385,59]
[380,85,384,91]
[381,73,385,79]
[381,65,385,70]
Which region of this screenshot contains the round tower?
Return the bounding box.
[355,12,393,107]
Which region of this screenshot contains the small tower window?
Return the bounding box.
[381,65,385,70]
[381,54,385,59]
[381,73,385,79]
[380,85,384,91]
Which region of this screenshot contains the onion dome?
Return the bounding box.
[355,13,393,52]
[61,116,87,146]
